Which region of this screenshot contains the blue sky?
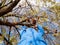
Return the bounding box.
[56,0,60,2]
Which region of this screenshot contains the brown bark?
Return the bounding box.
[0,20,34,27]
[0,0,20,17]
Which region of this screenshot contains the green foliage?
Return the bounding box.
[0,36,4,44]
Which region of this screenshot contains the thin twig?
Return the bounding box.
[0,33,12,45]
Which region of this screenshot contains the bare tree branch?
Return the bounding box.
[0,20,34,27]
[0,0,20,17]
[26,0,34,11]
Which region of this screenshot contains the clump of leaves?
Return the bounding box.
[10,36,17,45]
